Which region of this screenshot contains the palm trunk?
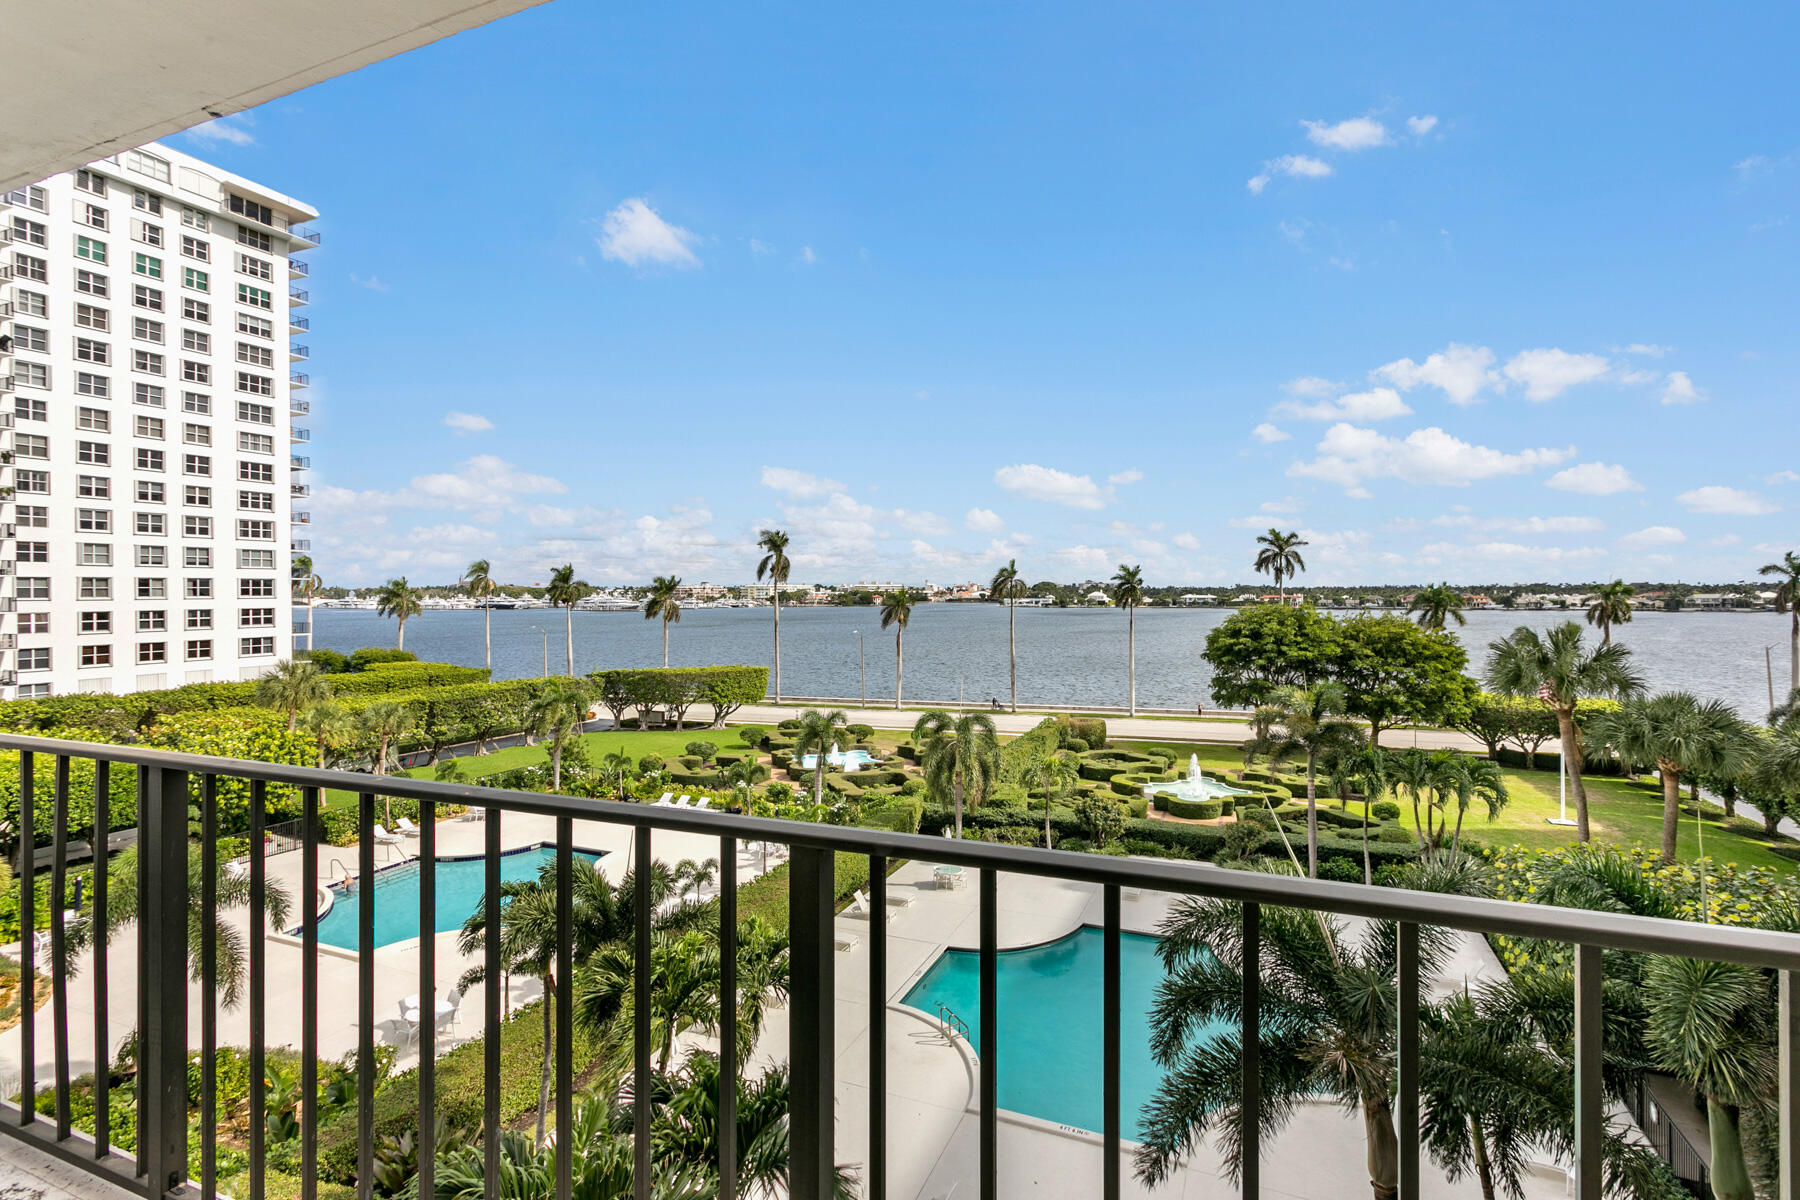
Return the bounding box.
[396,617,406,651]
[954,773,964,838]
[1410,788,1426,851]
[1305,753,1318,878]
[772,594,781,703]
[1660,763,1681,864]
[483,600,492,671]
[1008,599,1017,713]
[1706,1096,1755,1200]
[662,619,670,668]
[537,976,554,1144]
[1791,608,1799,698]
[894,630,903,710]
[1555,706,1592,842]
[814,759,824,805]
[1470,1119,1497,1200]
[1361,796,1373,884]
[1127,605,1137,718]
[1363,1094,1400,1200]
[551,744,563,792]
[1450,797,1468,862]
[564,607,574,675]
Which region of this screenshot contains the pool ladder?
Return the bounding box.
[935,1003,971,1044]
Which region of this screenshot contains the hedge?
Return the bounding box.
[587,666,769,728]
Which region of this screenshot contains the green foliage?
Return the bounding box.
[735,726,765,747]
[1334,615,1478,739]
[349,647,419,670]
[1371,800,1402,821]
[1317,856,1363,883]
[1163,796,1223,820]
[586,667,769,727]
[302,648,351,674]
[846,723,875,741]
[684,741,718,762]
[140,710,315,834]
[1204,604,1342,707]
[1074,794,1128,847]
[858,795,925,834]
[638,754,665,774]
[0,739,140,848]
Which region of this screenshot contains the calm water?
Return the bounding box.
[311,843,600,951]
[901,926,1203,1135]
[310,604,1794,718]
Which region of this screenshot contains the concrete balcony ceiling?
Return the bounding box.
[4,0,550,192]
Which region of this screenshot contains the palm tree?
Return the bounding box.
[1341,746,1390,884]
[989,559,1026,713]
[1762,549,1800,696]
[755,529,791,702]
[357,700,415,828]
[1253,528,1308,601]
[1591,693,1754,863]
[1584,579,1636,648]
[1264,682,1364,876]
[526,677,589,792]
[790,708,848,804]
[912,709,1000,837]
[1485,622,1644,842]
[1135,890,1454,1199]
[1026,748,1079,849]
[644,575,683,668]
[1438,753,1510,863]
[722,757,770,806]
[543,563,591,675]
[255,658,330,732]
[599,750,636,800]
[1110,564,1146,717]
[879,587,915,709]
[374,576,422,650]
[297,699,354,768]
[291,554,323,654]
[462,559,498,671]
[1407,583,1466,630]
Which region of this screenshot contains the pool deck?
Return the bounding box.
[0,816,1580,1199]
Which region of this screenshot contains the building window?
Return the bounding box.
[79,611,112,633]
[184,424,212,447]
[137,578,167,599]
[79,204,109,231]
[133,190,163,215]
[78,577,113,600]
[136,415,165,439]
[135,382,166,408]
[19,613,50,634]
[76,407,109,432]
[183,454,211,476]
[186,610,214,631]
[237,226,274,252]
[226,193,273,225]
[133,219,163,247]
[133,283,161,310]
[182,297,211,323]
[135,512,166,535]
[181,207,209,232]
[237,253,273,281]
[76,440,110,466]
[15,541,48,563]
[239,608,276,628]
[237,284,272,310]
[17,577,51,601]
[75,372,110,398]
[182,360,211,385]
[72,272,107,301]
[18,648,52,672]
[182,267,209,292]
[126,150,171,183]
[184,485,212,506]
[15,469,50,494]
[78,543,113,567]
[239,549,275,570]
[74,336,110,364]
[12,324,49,352]
[238,432,274,455]
[240,578,276,598]
[14,288,48,317]
[240,636,277,656]
[14,361,50,389]
[134,253,162,279]
[14,396,48,422]
[137,448,165,472]
[186,577,214,599]
[186,638,216,662]
[76,508,112,533]
[76,476,110,499]
[11,217,46,246]
[133,349,165,375]
[184,546,213,568]
[235,372,273,397]
[184,516,214,538]
[73,304,109,332]
[16,505,49,528]
[238,490,274,511]
[236,312,273,338]
[13,252,48,282]
[236,519,275,541]
[183,392,212,415]
[74,170,107,196]
[136,479,166,504]
[133,316,164,343]
[137,611,166,632]
[238,460,275,483]
[136,545,166,567]
[6,185,47,211]
[235,342,275,368]
[79,645,113,668]
[75,235,107,264]
[137,642,167,665]
[14,433,48,458]
[180,235,210,263]
[182,329,211,354]
[236,400,275,424]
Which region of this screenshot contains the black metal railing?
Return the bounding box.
[0,732,1797,1200]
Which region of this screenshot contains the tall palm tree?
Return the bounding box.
[1110,564,1146,717]
[1407,583,1465,630]
[1761,549,1800,696]
[790,708,848,804]
[526,677,590,792]
[291,554,323,654]
[989,559,1026,713]
[1591,693,1754,863]
[1253,528,1308,601]
[1438,753,1510,863]
[1026,747,1079,849]
[462,558,498,671]
[544,563,591,675]
[255,658,330,732]
[1485,622,1644,842]
[357,700,415,828]
[755,529,791,702]
[297,699,355,768]
[1264,682,1364,876]
[1341,746,1390,884]
[645,575,683,668]
[374,576,422,650]
[912,709,1000,837]
[879,587,915,710]
[1585,579,1636,648]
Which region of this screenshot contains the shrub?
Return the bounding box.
[846,724,875,741]
[735,725,765,747]
[1064,738,1090,753]
[302,648,351,674]
[858,796,924,834]
[987,782,1029,809]
[1074,794,1128,847]
[770,751,794,771]
[1318,857,1363,883]
[637,753,665,775]
[349,647,418,670]
[684,741,718,763]
[1371,800,1401,821]
[777,719,801,732]
[1126,794,1149,819]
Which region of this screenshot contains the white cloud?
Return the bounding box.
[1544,462,1642,495]
[994,464,1114,509]
[1051,544,1112,571]
[1302,116,1391,151]
[1247,155,1333,194]
[1283,376,1339,398]
[443,411,494,435]
[1419,541,1609,565]
[407,455,567,508]
[1735,154,1772,180]
[186,117,255,146]
[1432,514,1605,534]
[1371,343,1497,406]
[1406,115,1439,136]
[1108,469,1145,486]
[1172,532,1202,551]
[1501,348,1611,401]
[1660,371,1702,405]
[350,273,388,292]
[748,238,775,256]
[1620,343,1672,357]
[1261,496,1305,515]
[1677,486,1780,516]
[777,492,881,567]
[1288,423,1574,491]
[1619,526,1687,550]
[797,246,817,266]
[1251,422,1291,444]
[1710,534,1743,547]
[1767,470,1800,485]
[890,509,950,536]
[760,466,845,498]
[965,508,1006,533]
[597,198,701,269]
[1277,386,1412,422]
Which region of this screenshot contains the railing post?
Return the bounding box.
[1395,921,1420,1200]
[1574,945,1603,1200]
[1241,902,1260,1200]
[140,766,190,1196]
[1781,970,1798,1200]
[788,845,836,1200]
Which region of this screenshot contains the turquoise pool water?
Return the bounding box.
[902,926,1224,1137]
[312,844,601,951]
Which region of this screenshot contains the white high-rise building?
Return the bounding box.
[0,143,317,698]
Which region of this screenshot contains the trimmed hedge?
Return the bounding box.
[589,666,769,728]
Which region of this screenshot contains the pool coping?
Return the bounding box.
[272,839,608,962]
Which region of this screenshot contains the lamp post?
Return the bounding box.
[530,625,548,677]
[853,629,865,708]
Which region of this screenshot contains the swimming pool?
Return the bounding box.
[799,748,880,772]
[901,925,1224,1137]
[311,843,602,951]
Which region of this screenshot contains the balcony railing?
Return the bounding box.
[290,226,321,248]
[290,344,309,361]
[290,315,309,332]
[288,259,310,278]
[290,482,310,498]
[0,733,1797,1200]
[289,287,309,306]
[290,397,311,415]
[290,373,309,388]
[290,455,309,470]
[291,427,311,443]
[293,511,310,524]
[289,538,311,551]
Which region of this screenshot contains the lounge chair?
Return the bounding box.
[652,792,674,806]
[674,796,693,808]
[395,817,421,838]
[847,888,914,917]
[372,825,404,848]
[834,932,860,952]
[693,797,713,811]
[395,1000,420,1047]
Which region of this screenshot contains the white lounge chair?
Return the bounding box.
[395,817,421,838]
[674,796,693,808]
[435,988,462,1035]
[834,932,860,952]
[653,792,674,807]
[372,824,403,846]
[694,797,713,811]
[847,888,914,917]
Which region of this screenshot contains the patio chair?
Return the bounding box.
[674,796,693,808]
[394,817,421,838]
[372,825,404,848]
[693,797,713,811]
[653,793,674,806]
[847,888,914,917]
[396,1000,420,1048]
[834,932,861,952]
[435,988,462,1035]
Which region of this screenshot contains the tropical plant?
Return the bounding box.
[989,559,1026,712]
[526,677,589,792]
[645,575,683,668]
[1025,748,1079,848]
[297,699,355,768]
[1263,681,1364,877]
[599,750,636,799]
[1590,693,1754,863]
[358,700,415,783]
[374,576,422,650]
[1585,579,1636,648]
[544,563,592,675]
[755,529,791,702]
[879,587,915,709]
[291,554,323,655]
[1252,528,1308,600]
[1407,582,1465,630]
[1485,622,1644,842]
[255,658,330,732]
[1110,563,1146,717]
[1074,792,1127,847]
[1436,752,1510,863]
[1339,745,1389,884]
[722,757,770,804]
[790,708,848,804]
[913,709,1000,837]
[1761,549,1800,697]
[462,559,498,671]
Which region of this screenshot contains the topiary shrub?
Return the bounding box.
[987,782,1029,809]
[637,753,665,775]
[1318,857,1363,883]
[1064,738,1090,753]
[1371,800,1401,821]
[846,724,875,742]
[302,648,351,674]
[735,725,765,747]
[1165,797,1223,820]
[678,755,703,770]
[1126,794,1150,819]
[770,750,794,771]
[777,719,802,732]
[349,647,419,671]
[684,741,718,763]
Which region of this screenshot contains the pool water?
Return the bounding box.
[902,926,1225,1137]
[312,843,601,951]
[799,748,881,771]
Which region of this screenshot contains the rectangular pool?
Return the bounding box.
[311,843,602,951]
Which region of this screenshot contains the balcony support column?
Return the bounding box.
[789,845,836,1200]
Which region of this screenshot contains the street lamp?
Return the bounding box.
[853,630,865,708]
[530,625,548,677]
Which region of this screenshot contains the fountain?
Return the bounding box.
[1188,753,1201,782]
[1147,754,1251,806]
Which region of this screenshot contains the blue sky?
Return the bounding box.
[179,1,1799,588]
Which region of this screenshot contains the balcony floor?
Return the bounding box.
[0,1136,136,1198]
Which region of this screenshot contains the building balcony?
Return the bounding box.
[291,455,310,470]
[289,226,321,248]
[290,344,310,361]
[291,427,311,443]
[290,315,310,333]
[290,372,310,388]
[288,258,310,279]
[0,598,15,612]
[0,634,14,649]
[290,538,311,551]
[289,287,309,306]
[290,397,311,415]
[293,511,311,524]
[291,482,310,498]
[0,670,13,685]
